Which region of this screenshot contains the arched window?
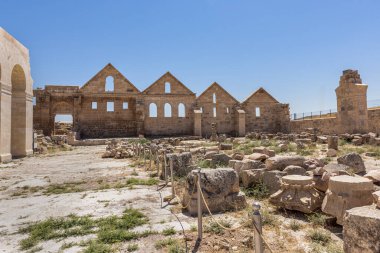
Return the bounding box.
[149,103,157,117]
[226,107,229,113]
[105,76,114,92]
[256,107,261,117]
[164,103,172,117]
[165,82,171,93]
[213,93,216,104]
[213,106,217,117]
[178,103,185,117]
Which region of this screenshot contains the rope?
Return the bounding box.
[197,181,275,253]
[157,184,189,253]
[197,181,250,231]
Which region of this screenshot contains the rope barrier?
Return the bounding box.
[197,180,275,253]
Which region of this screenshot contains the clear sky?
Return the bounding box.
[2,0,380,116]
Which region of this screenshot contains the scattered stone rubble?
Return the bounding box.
[102,140,135,159]
[34,130,71,154]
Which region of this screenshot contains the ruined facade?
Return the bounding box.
[34,64,289,138]
[0,28,33,162]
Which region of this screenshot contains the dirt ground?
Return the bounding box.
[2,142,374,253]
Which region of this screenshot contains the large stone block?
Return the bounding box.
[265,156,305,171]
[343,205,380,253]
[183,168,247,215]
[337,152,366,174]
[322,175,374,225]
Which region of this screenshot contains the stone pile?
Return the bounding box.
[102,140,135,159]
[183,168,247,216]
[34,131,71,154]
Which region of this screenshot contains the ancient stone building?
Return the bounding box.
[0,28,33,162]
[33,64,289,138]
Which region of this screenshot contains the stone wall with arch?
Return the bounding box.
[0,28,33,162]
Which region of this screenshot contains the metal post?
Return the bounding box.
[197,169,202,241]
[156,152,159,176]
[149,148,152,170]
[164,151,168,184]
[143,148,147,170]
[170,157,174,198]
[252,202,263,253]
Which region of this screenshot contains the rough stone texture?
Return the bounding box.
[364,170,380,183]
[373,191,380,208]
[343,205,380,253]
[337,153,366,174]
[211,153,231,167]
[269,175,324,213]
[0,28,34,162]
[265,156,305,171]
[183,168,247,215]
[166,152,193,177]
[322,175,374,225]
[263,170,287,194]
[232,159,264,176]
[283,165,306,175]
[326,148,337,157]
[241,169,264,188]
[328,136,339,150]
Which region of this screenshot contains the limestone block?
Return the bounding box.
[265,156,305,171]
[269,175,324,213]
[211,153,231,167]
[263,170,287,194]
[328,136,339,150]
[337,153,366,174]
[183,168,247,215]
[241,169,264,188]
[322,175,374,225]
[166,152,193,177]
[219,143,232,150]
[364,170,380,184]
[373,191,380,208]
[245,153,269,162]
[343,205,380,253]
[326,149,337,157]
[283,165,306,175]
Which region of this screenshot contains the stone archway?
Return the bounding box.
[11,64,27,157]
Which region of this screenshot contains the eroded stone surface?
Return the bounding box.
[343,205,380,253]
[269,175,324,213]
[183,168,247,216]
[322,175,374,224]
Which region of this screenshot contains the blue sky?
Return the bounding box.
[2,0,380,117]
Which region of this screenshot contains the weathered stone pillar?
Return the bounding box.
[0,83,12,162]
[336,70,368,134]
[193,109,202,137]
[237,109,246,137]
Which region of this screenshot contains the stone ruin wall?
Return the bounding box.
[142,72,195,136]
[34,66,380,138]
[195,82,240,137]
[33,64,290,138]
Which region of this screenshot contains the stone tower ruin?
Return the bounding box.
[336,69,368,133]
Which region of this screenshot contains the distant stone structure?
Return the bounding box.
[0,28,33,162]
[290,69,380,134]
[33,64,290,138]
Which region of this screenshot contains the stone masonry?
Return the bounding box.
[0,27,34,162]
[34,64,289,138]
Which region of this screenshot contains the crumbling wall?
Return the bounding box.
[368,108,380,134]
[290,117,338,134]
